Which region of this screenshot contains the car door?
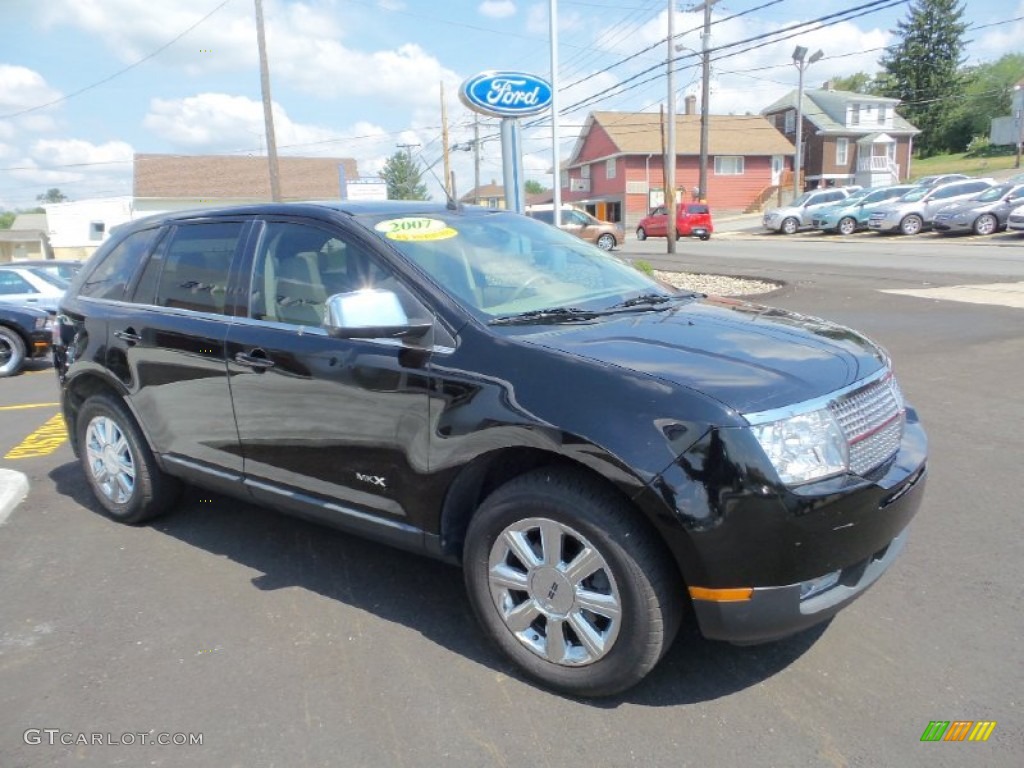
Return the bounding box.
[923,182,987,222]
[224,217,434,545]
[109,219,253,491]
[646,206,668,237]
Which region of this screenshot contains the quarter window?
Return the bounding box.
[714,156,744,175]
[79,229,161,301]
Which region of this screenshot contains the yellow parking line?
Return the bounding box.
[0,403,60,411]
[4,413,68,459]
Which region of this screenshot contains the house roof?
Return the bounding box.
[761,88,920,135]
[133,154,360,200]
[459,180,505,202]
[567,111,794,166]
[10,213,46,231]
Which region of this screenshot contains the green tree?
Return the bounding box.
[0,211,16,229]
[524,180,547,195]
[938,53,1024,152]
[379,151,429,200]
[829,72,885,95]
[36,188,69,203]
[879,0,968,157]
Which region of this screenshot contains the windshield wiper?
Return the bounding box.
[489,307,600,326]
[608,292,699,310]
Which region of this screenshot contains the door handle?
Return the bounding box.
[234,350,275,371]
[114,329,142,344]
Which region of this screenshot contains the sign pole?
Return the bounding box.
[501,118,526,214]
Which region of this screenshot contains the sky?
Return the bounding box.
[1,0,1020,209]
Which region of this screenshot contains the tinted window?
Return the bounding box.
[529,210,554,225]
[79,228,159,300]
[0,270,36,295]
[152,222,244,314]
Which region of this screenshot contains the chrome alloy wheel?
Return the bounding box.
[487,517,622,666]
[85,416,136,504]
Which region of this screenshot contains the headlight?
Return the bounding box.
[34,317,49,330]
[749,408,848,485]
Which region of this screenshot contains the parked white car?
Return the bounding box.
[0,264,67,313]
[1007,202,1024,233]
[867,178,995,235]
[763,187,857,234]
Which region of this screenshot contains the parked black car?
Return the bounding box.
[0,301,52,377]
[53,202,927,696]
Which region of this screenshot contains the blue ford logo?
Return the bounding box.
[459,71,553,118]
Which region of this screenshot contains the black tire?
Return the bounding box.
[463,468,682,697]
[973,213,997,236]
[0,326,27,378]
[837,216,857,236]
[596,233,617,251]
[635,227,647,241]
[76,394,182,524]
[781,217,799,235]
[699,233,711,241]
[899,214,923,236]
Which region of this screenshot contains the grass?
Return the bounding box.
[909,148,1020,179]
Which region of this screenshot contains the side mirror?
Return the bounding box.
[325,289,431,340]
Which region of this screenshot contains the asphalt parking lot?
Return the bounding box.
[1,235,1021,767]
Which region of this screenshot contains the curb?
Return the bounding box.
[0,468,30,525]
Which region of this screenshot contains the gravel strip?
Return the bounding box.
[653,270,780,297]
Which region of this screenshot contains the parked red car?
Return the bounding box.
[636,203,714,241]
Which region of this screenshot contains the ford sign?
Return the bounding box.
[459,71,553,119]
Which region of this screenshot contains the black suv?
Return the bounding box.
[54,202,927,696]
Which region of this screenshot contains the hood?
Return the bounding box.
[518,297,887,415]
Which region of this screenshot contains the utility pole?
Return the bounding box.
[693,0,718,204]
[665,0,676,253]
[1015,84,1022,169]
[440,81,452,199]
[473,114,481,203]
[550,0,562,222]
[254,0,281,202]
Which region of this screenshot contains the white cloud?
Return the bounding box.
[479,1,516,20]
[30,138,134,167]
[972,2,1024,63]
[0,65,62,114]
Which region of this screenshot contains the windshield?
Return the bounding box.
[863,187,907,204]
[974,184,1011,202]
[24,267,69,289]
[360,210,670,321]
[898,187,930,202]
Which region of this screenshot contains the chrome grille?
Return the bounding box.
[829,377,904,475]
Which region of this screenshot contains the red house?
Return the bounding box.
[561,108,795,229]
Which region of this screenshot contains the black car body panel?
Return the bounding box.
[0,301,52,372]
[53,201,927,653]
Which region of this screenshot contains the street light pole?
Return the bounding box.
[1014,84,1022,170]
[792,46,823,197]
[665,0,677,253]
[691,0,718,203]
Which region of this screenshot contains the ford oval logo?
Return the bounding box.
[459,71,553,119]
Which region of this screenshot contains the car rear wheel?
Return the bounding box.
[77,394,182,524]
[596,233,616,251]
[781,217,799,235]
[899,214,923,236]
[973,213,997,236]
[0,326,27,378]
[635,227,647,241]
[837,216,857,236]
[463,468,682,697]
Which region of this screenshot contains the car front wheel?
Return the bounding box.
[899,214,923,236]
[463,468,682,697]
[77,394,182,524]
[838,216,857,236]
[0,326,27,378]
[596,233,616,250]
[973,213,997,236]
[635,227,647,241]
[781,217,799,235]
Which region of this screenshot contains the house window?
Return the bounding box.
[714,156,744,175]
[836,138,849,166]
[560,170,568,189]
[89,221,106,241]
[581,164,591,180]
[851,104,860,126]
[784,110,795,133]
[605,157,616,180]
[878,105,888,124]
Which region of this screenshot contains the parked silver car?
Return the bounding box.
[867,178,995,235]
[932,183,1024,235]
[763,187,856,234]
[0,264,67,313]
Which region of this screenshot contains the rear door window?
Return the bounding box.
[144,222,246,314]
